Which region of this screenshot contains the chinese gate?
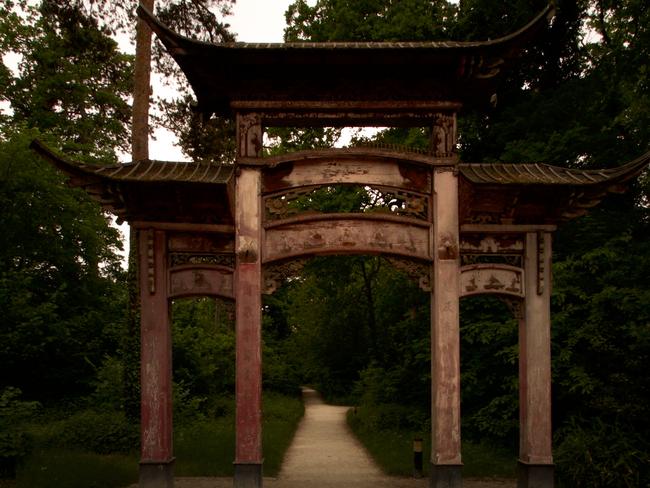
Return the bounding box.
[32,4,650,488]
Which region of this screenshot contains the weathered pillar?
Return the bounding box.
[430,167,462,488]
[519,231,554,488]
[234,113,263,488]
[139,229,174,488]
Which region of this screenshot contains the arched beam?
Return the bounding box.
[168,266,234,300]
[261,149,434,194]
[263,214,431,263]
[459,263,524,298]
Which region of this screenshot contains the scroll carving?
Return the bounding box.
[432,113,456,158]
[263,258,309,294]
[264,185,430,222]
[384,257,431,292]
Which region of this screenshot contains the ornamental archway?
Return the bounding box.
[31,4,650,488]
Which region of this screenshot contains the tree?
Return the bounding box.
[0,130,125,399]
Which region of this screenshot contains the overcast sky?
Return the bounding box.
[149,0,307,161]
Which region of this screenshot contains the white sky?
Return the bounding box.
[149,0,307,161]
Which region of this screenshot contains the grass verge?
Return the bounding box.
[347,406,516,478]
[16,449,137,488]
[16,393,303,487]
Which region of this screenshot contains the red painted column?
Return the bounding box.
[234,166,263,488]
[430,167,462,488]
[519,231,554,487]
[139,229,174,488]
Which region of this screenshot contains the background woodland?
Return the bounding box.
[0,1,648,487]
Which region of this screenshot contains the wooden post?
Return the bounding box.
[139,229,174,488]
[519,231,554,488]
[234,112,263,488]
[430,167,462,488]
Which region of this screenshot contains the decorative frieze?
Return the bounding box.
[169,252,235,269]
[263,185,430,222]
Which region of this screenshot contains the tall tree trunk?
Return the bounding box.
[124,0,155,423]
[132,0,154,161]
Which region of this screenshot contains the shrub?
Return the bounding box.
[41,410,138,455]
[555,418,649,488]
[0,387,40,478]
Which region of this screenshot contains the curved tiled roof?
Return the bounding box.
[459,152,650,186]
[30,139,234,185]
[139,4,554,52]
[136,4,555,116]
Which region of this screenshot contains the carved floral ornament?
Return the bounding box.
[263,185,430,222]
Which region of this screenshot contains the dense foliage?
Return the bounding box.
[0,0,648,486]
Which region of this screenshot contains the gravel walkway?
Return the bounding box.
[130,388,515,488]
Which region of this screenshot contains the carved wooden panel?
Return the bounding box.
[263,185,430,222]
[460,235,524,254]
[169,252,235,269]
[264,218,431,262]
[168,267,234,299]
[263,159,431,194]
[460,264,524,298]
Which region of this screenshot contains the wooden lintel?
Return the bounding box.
[460,224,557,233]
[131,221,235,233]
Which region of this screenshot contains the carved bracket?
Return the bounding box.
[431,113,457,158]
[237,113,262,158]
[460,264,524,298]
[263,258,309,294]
[498,296,524,320]
[384,256,431,292]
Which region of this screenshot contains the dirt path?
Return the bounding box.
[130,388,515,487]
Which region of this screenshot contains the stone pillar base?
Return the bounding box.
[139,459,174,488]
[234,462,263,488]
[518,461,554,488]
[430,463,462,488]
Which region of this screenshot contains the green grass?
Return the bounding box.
[347,406,516,478]
[175,392,304,477]
[16,449,137,488]
[15,393,303,487]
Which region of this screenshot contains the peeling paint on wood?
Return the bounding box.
[264,219,431,262]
